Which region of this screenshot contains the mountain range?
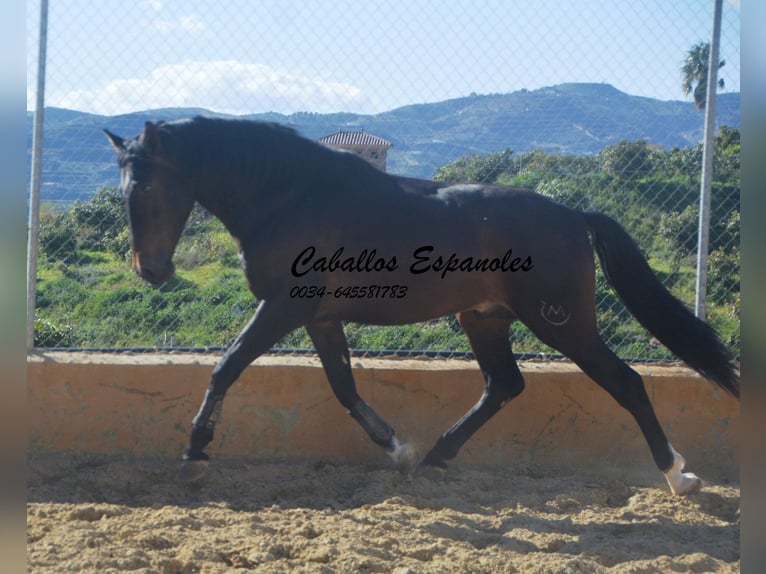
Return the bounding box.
[27,82,740,203]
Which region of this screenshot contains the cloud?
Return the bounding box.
[48,60,377,115]
[151,14,208,35]
[180,15,206,33]
[143,0,163,11]
[151,20,175,34]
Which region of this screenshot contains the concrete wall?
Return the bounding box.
[28,352,739,480]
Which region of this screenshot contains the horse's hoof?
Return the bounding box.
[414,461,449,481]
[178,459,209,482]
[664,446,702,495]
[388,437,419,472]
[668,472,702,496]
[414,450,449,477]
[419,450,449,471]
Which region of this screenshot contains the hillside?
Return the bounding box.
[26,83,740,202]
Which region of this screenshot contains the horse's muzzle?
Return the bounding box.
[132,252,175,286]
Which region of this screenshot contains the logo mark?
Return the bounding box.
[540,300,571,326]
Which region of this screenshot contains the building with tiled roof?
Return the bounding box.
[318,131,392,171]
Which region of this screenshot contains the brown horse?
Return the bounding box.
[105,117,738,495]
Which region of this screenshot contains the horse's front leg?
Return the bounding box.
[306,319,418,469]
[180,295,312,481]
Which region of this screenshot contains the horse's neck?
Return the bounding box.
[192,170,296,245]
[193,190,251,244]
[187,132,389,241]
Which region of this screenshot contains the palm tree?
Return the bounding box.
[681,42,725,110]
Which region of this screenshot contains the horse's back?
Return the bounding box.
[391,177,588,247]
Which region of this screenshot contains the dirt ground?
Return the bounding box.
[27,452,739,574]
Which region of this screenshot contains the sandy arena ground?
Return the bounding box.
[27,451,739,573]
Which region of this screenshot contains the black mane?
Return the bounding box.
[157,116,392,198]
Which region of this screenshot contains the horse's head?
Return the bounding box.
[104,122,194,286]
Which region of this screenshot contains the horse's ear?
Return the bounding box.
[139,121,162,156]
[103,129,126,153]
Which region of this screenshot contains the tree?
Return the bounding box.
[713,126,740,183]
[433,148,513,183]
[70,186,128,254]
[39,202,79,262]
[599,140,652,181]
[39,186,129,260]
[681,42,725,110]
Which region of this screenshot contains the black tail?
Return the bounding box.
[583,211,739,398]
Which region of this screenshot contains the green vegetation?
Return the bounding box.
[432,128,740,358]
[36,195,257,348]
[681,41,726,110]
[34,130,740,359]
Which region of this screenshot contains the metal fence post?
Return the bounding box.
[694,0,723,320]
[26,0,49,350]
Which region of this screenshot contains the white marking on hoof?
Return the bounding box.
[388,437,419,471]
[664,445,702,495]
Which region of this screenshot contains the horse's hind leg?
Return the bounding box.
[422,310,524,468]
[306,320,417,468]
[574,337,700,494]
[523,305,701,495]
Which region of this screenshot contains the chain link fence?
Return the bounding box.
[27,1,740,360]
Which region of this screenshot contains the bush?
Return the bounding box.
[657,204,699,259]
[39,204,78,262]
[39,187,130,260]
[34,316,75,347]
[70,186,129,255]
[707,248,739,303]
[599,140,652,182]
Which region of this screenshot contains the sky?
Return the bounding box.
[26,0,741,116]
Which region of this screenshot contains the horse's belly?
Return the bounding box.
[314,276,505,325]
